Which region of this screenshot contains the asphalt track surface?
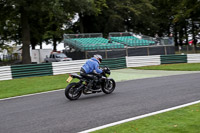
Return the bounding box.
[1,73,200,133]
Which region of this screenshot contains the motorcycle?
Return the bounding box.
[65,66,116,100]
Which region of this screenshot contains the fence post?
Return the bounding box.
[126,47,128,56]
[85,51,87,59]
[147,47,150,56]
[164,46,167,55]
[193,45,196,53]
[105,50,108,59]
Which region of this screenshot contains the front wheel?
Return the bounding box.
[102,79,116,94]
[65,83,82,100]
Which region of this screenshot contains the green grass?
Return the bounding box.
[132,63,200,71]
[0,74,78,99]
[93,103,200,133]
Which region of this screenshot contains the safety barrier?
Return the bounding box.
[52,57,126,75]
[11,63,53,78]
[160,55,187,64]
[126,55,160,67]
[187,54,200,63]
[0,66,12,81]
[100,57,126,70]
[1,54,200,81]
[52,59,87,75]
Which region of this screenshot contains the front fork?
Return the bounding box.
[101,76,109,89]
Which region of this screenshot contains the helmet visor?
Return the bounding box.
[99,58,102,63]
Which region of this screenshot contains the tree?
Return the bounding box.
[0,1,21,47]
[42,0,75,51]
[76,0,156,37]
[172,0,200,47]
[69,0,107,33]
[1,0,45,64]
[0,0,74,63]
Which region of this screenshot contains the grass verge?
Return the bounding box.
[0,74,78,99]
[132,63,200,71]
[93,103,200,133]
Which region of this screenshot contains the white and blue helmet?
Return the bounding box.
[94,54,102,63]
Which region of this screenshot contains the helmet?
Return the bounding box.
[94,54,102,63]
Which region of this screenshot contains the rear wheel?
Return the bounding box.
[102,79,116,94]
[65,83,82,100]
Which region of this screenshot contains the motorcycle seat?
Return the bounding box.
[80,73,94,80]
[70,73,82,79]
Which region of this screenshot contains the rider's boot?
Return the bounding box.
[84,80,93,94]
[87,80,93,89]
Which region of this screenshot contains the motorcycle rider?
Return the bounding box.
[80,54,103,90]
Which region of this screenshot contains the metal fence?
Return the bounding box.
[109,32,133,37]
[175,45,200,54]
[63,33,103,39]
[0,54,21,62]
[67,45,175,60]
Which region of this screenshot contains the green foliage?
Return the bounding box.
[78,0,156,35]
[173,0,200,23]
[0,0,199,62]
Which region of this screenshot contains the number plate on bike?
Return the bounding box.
[66,76,73,83]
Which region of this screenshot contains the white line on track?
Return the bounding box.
[79,100,200,133]
[0,89,64,101]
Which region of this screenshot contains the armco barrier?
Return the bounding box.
[52,59,87,75]
[126,55,160,67]
[160,55,187,64]
[187,54,200,63]
[52,57,126,75]
[1,54,200,81]
[100,57,126,70]
[0,66,12,81]
[11,63,53,78]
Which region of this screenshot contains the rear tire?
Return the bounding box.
[65,83,82,100]
[102,79,116,94]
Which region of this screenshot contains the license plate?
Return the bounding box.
[66,76,73,83]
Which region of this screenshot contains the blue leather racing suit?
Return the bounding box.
[82,57,102,74]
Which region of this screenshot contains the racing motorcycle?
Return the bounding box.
[65,66,116,100]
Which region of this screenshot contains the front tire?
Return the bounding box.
[102,79,116,94]
[65,83,82,100]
